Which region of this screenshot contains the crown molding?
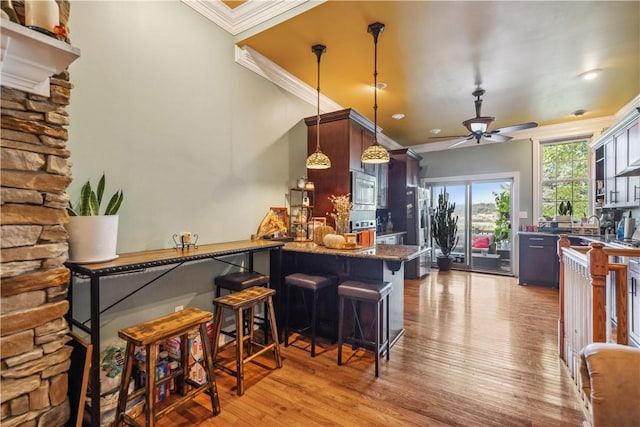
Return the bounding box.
[182,0,312,35]
[236,45,342,113]
[235,45,403,150]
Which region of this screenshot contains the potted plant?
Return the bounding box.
[431,189,459,271]
[556,200,573,222]
[66,174,123,263]
[493,189,511,250]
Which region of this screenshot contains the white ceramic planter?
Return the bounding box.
[67,215,119,263]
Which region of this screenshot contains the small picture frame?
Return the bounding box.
[311,217,326,225]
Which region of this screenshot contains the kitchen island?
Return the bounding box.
[271,241,428,346]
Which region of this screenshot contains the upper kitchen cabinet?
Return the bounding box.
[377,163,388,209]
[387,148,423,233]
[389,148,423,188]
[304,108,376,218]
[592,107,640,208]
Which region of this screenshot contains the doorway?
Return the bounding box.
[425,174,517,276]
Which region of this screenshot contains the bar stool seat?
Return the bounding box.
[212,286,282,396]
[115,307,220,427]
[214,271,269,295]
[338,279,392,377]
[284,273,337,357]
[214,271,270,341]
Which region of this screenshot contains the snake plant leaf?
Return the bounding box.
[67,203,78,216]
[71,175,123,216]
[104,191,123,215]
[78,181,93,216]
[89,190,100,215]
[96,173,106,206]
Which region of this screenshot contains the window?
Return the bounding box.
[540,140,589,218]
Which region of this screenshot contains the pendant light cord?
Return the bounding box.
[368,23,384,145]
[313,45,326,152]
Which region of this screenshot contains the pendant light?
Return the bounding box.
[306,44,331,170]
[361,22,390,164]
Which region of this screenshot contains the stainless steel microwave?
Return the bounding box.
[351,171,377,211]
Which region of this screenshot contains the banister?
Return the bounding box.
[557,234,638,364]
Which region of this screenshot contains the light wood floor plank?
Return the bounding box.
[154,271,587,426]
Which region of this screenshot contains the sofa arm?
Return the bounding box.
[579,343,640,427]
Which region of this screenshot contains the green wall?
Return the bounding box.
[420,138,534,222]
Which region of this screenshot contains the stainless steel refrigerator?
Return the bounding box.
[405,186,431,279]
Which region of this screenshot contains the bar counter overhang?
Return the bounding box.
[271,241,428,346]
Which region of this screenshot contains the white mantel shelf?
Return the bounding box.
[1,19,80,96]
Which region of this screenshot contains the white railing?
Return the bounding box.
[557,236,639,381]
[561,247,592,380]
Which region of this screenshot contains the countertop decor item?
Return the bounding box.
[431,189,459,271]
[66,174,124,263]
[329,193,353,236]
[361,22,389,164]
[306,44,331,170]
[313,224,335,245]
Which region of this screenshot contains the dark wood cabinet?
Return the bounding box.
[304,108,376,218]
[387,148,422,235]
[518,234,559,287]
[377,164,388,209]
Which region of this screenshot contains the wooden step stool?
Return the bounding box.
[212,286,282,396]
[115,307,221,427]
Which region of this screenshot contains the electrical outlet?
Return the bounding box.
[174,305,183,312]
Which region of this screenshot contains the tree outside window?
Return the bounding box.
[541,140,589,219]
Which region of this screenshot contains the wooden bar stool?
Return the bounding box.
[115,307,220,427]
[337,279,392,377]
[214,271,270,340]
[284,273,337,357]
[212,286,282,396]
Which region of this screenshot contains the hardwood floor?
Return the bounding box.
[157,271,587,426]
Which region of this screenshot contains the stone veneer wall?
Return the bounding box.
[0,64,74,427]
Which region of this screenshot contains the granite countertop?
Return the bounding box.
[517,231,620,246]
[282,241,428,262]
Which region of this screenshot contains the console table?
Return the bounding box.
[65,239,283,427]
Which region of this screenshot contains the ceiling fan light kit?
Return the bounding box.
[306,43,331,170]
[361,21,390,164]
[446,88,539,149]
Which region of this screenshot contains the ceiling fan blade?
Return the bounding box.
[491,121,538,134]
[427,134,469,140]
[448,136,474,149]
[483,133,512,143]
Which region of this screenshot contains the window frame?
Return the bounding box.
[533,137,594,221]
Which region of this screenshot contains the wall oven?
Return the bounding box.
[351,171,377,211]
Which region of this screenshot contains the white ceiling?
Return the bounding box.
[186,0,640,152]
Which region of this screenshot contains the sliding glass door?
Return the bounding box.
[470,181,513,275]
[428,178,514,275]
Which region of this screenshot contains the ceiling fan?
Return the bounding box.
[437,89,538,148]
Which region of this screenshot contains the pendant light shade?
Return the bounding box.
[361,22,389,164]
[306,44,331,170]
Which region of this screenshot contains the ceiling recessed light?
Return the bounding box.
[573,109,587,117]
[430,128,441,134]
[392,113,405,120]
[371,82,387,90]
[579,69,601,80]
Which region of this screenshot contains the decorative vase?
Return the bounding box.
[67,215,119,263]
[335,217,349,236]
[437,256,453,271]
